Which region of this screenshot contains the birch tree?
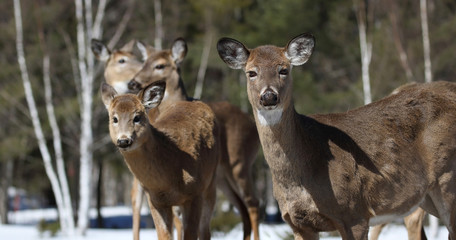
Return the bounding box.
[420,0,432,83]
[74,0,107,234]
[386,0,415,82]
[13,0,75,235]
[353,0,372,105]
[420,0,438,235]
[193,12,213,99]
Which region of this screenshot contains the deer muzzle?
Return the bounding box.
[128,79,141,91]
[260,88,279,107]
[117,137,133,149]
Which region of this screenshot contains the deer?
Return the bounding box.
[101,80,220,240]
[217,33,456,240]
[91,39,155,240]
[128,38,261,240]
[91,39,144,94]
[370,82,427,240]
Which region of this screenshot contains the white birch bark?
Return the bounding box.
[153,0,163,50]
[14,0,74,235]
[354,0,372,105]
[420,0,432,83]
[193,31,213,99]
[43,55,75,235]
[75,0,107,234]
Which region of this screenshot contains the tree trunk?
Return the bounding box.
[43,54,75,235]
[74,0,107,234]
[420,0,432,83]
[354,0,372,105]
[193,10,213,99]
[193,30,213,99]
[387,0,415,82]
[0,159,13,224]
[14,0,74,235]
[154,0,163,50]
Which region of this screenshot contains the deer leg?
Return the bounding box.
[199,175,217,240]
[429,182,456,240]
[290,226,319,240]
[337,221,369,240]
[232,162,260,240]
[217,170,252,240]
[146,196,174,240]
[404,208,426,240]
[181,196,203,240]
[172,207,183,240]
[131,177,144,240]
[369,223,386,240]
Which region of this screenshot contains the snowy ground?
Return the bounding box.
[0,223,450,240]
[2,207,450,239]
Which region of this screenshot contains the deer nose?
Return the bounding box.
[117,138,132,149]
[128,79,141,91]
[260,88,279,107]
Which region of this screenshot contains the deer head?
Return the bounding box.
[128,38,187,91]
[217,33,315,126]
[92,39,144,94]
[101,81,166,151]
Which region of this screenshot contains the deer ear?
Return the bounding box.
[140,81,166,110]
[137,41,156,61]
[285,33,315,66]
[171,38,187,65]
[217,37,250,69]
[101,82,118,110]
[120,39,136,53]
[91,39,111,62]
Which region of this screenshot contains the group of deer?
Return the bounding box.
[94,33,456,240]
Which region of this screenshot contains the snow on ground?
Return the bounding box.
[3,207,450,239]
[0,223,450,240]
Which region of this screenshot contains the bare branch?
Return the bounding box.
[108,0,135,49]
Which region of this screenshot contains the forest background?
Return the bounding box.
[1,0,455,236]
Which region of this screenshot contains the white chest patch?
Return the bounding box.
[112,82,129,94]
[257,108,283,126]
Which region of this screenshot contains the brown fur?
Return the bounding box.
[92,39,143,94]
[130,39,261,240]
[92,39,150,240]
[217,33,456,240]
[370,82,427,240]
[102,83,219,240]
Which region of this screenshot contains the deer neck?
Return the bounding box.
[120,126,163,187]
[160,70,189,110]
[253,103,314,186]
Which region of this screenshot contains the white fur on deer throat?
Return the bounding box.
[257,86,282,126]
[112,82,129,95]
[257,108,283,126]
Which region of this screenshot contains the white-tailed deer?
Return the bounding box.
[369,82,427,240]
[91,39,150,240]
[217,33,456,240]
[91,39,143,94]
[128,38,261,240]
[101,81,220,240]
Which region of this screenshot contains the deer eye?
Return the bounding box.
[118,58,126,64]
[112,117,118,123]
[155,64,165,70]
[133,115,141,123]
[279,68,288,76]
[247,71,257,80]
